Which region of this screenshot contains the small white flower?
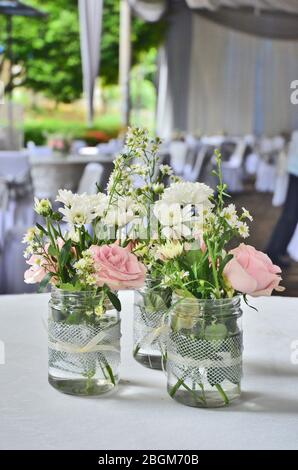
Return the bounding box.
[221,204,238,228]
[22,226,40,244]
[237,221,250,238]
[242,207,253,222]
[160,164,173,176]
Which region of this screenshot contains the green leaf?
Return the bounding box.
[36,223,48,236]
[219,254,233,276]
[184,248,203,267]
[107,290,121,312]
[38,272,54,293]
[58,282,83,292]
[59,239,72,267]
[47,244,58,258]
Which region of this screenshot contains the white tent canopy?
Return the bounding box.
[78,0,298,134]
[143,0,298,138]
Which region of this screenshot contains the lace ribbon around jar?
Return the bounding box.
[48,320,121,375]
[133,304,168,354]
[167,332,243,385]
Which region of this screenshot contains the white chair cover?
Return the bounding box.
[169,141,189,175]
[245,152,260,175]
[287,224,298,262]
[221,139,246,193]
[77,163,104,194]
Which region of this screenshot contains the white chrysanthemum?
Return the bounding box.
[237,221,250,238]
[56,189,75,207]
[104,196,143,227]
[161,182,213,205]
[59,201,95,226]
[34,197,52,216]
[88,193,108,218]
[156,241,184,260]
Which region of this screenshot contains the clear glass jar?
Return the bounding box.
[48,287,121,396]
[167,295,242,407]
[133,277,172,370]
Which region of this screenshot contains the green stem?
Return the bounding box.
[215,383,229,405]
[206,239,220,298]
[105,362,116,386]
[133,344,141,358]
[169,377,185,397]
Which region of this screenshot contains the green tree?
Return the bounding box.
[0,0,166,103]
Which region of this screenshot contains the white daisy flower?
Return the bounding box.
[237,221,250,238]
[221,204,238,228]
[154,202,193,239]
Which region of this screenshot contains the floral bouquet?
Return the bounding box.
[144,149,284,407]
[23,170,146,396]
[104,128,178,369]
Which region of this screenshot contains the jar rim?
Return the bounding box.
[172,293,241,304]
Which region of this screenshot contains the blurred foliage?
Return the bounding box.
[0,0,166,103]
[24,114,121,145]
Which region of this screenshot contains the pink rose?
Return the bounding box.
[224,244,284,297]
[90,243,146,290]
[24,238,65,285]
[24,255,49,284]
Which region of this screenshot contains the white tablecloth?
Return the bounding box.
[0,292,297,450]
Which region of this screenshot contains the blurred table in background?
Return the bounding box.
[29,153,115,199]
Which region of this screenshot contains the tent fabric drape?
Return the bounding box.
[78,0,103,125]
[155,1,298,138]
[185,0,298,13]
[187,14,298,136]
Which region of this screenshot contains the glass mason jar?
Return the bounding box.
[48,287,121,396]
[167,295,243,408]
[133,277,172,370]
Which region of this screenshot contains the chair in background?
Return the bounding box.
[255,138,277,192]
[0,151,33,233]
[169,140,189,175]
[272,138,288,207]
[77,163,104,194]
[221,139,246,193]
[186,144,210,182]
